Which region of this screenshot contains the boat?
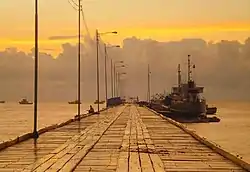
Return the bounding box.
[19,98,33,105]
[161,55,219,122]
[0,100,5,103]
[94,100,105,104]
[164,55,206,117]
[68,100,81,104]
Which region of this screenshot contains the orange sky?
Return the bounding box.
[0,0,250,55]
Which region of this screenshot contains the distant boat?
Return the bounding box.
[19,98,33,105]
[94,100,105,104]
[0,100,5,104]
[68,100,81,104]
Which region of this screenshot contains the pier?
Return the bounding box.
[0,104,249,171]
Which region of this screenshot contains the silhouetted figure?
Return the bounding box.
[88,105,94,113]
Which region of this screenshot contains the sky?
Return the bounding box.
[0,0,250,55]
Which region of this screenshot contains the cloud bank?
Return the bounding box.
[0,36,250,102]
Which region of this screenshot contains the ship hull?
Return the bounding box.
[19,102,33,105]
[169,101,206,117]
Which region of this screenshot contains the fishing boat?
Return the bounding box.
[68,100,81,104]
[19,98,33,105]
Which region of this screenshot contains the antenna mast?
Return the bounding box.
[178,64,181,91]
[187,55,192,81]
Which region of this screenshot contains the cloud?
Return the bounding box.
[48,35,84,40]
[0,36,250,102]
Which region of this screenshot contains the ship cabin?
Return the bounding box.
[171,81,205,103]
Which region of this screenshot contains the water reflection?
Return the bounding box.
[33,139,38,162]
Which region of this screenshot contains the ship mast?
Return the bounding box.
[187,55,192,81]
[178,64,181,92]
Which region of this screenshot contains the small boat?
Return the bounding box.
[0,100,5,104]
[19,98,33,105]
[68,100,81,104]
[94,100,105,104]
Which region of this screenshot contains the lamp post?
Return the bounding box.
[114,63,125,97]
[111,59,113,97]
[113,61,124,96]
[33,0,39,139]
[96,30,117,113]
[104,44,120,102]
[147,64,151,103]
[77,1,81,120]
[116,72,126,97]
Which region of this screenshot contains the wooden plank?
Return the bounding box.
[129,152,141,172]
[140,153,154,172]
[1,105,248,172]
[138,106,248,172]
[116,152,129,172]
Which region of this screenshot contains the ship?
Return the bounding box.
[0,100,5,104]
[19,98,33,105]
[68,100,81,104]
[94,100,105,104]
[161,55,219,122]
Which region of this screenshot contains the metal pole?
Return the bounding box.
[116,72,119,97]
[96,29,100,113]
[188,55,191,81]
[117,73,120,97]
[104,44,108,107]
[148,64,151,103]
[111,59,113,98]
[33,0,39,139]
[77,1,81,119]
[114,66,116,97]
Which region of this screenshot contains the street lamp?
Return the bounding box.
[114,64,125,97]
[96,30,117,113]
[147,64,151,103]
[104,44,120,106]
[77,1,82,120]
[116,72,127,97]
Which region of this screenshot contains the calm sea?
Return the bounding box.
[0,102,105,142]
[186,101,250,163]
[0,101,249,163]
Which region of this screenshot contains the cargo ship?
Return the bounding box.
[155,55,219,123]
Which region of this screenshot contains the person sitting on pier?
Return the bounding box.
[88,105,94,113]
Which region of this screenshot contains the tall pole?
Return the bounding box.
[178,64,181,92]
[147,64,151,103]
[77,1,81,119]
[111,59,113,98]
[96,29,100,113]
[33,0,39,139]
[104,44,108,106]
[116,73,119,97]
[188,54,191,81]
[114,66,116,97]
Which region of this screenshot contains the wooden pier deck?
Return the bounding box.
[0,104,248,172]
